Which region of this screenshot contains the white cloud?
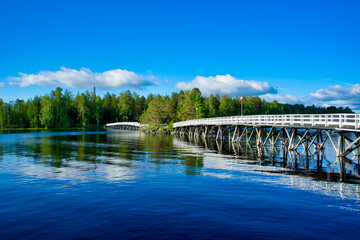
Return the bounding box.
[253,86,360,111]
[310,84,360,110]
[260,93,302,105]
[175,74,277,96]
[310,84,360,101]
[0,82,4,87]
[8,67,157,90]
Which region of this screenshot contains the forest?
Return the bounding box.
[0,87,353,129]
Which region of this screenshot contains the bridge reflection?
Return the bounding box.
[173,135,360,200]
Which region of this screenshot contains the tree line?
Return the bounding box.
[0,87,353,129]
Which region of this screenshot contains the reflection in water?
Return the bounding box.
[0,131,139,182]
[178,133,360,183]
[0,130,206,181]
[173,135,360,201]
[1,130,360,240]
[0,130,359,200]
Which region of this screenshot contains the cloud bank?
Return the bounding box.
[261,84,360,111]
[310,84,360,110]
[176,74,277,96]
[310,84,360,101]
[8,67,157,90]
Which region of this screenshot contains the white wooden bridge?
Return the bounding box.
[173,114,360,159]
[106,122,140,131]
[106,114,360,159]
[106,114,360,180]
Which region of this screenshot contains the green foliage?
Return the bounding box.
[0,99,6,128]
[0,87,353,129]
[177,88,205,120]
[76,92,90,127]
[219,95,235,116]
[102,92,117,123]
[117,90,135,121]
[141,96,173,124]
[167,121,174,131]
[27,96,41,128]
[40,95,54,128]
[134,95,146,121]
[204,94,220,117]
[148,123,160,131]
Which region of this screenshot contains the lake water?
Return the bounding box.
[0,130,359,239]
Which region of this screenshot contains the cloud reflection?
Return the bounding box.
[173,138,360,201]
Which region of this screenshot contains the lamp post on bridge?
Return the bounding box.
[240,96,243,116]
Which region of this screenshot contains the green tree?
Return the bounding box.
[177,88,205,120]
[170,92,180,121]
[12,99,29,128]
[87,90,98,125]
[102,92,117,123]
[63,90,76,128]
[204,94,220,117]
[141,96,173,124]
[75,92,90,127]
[52,87,66,127]
[247,96,262,114]
[219,95,235,116]
[94,96,102,126]
[134,95,146,121]
[117,90,135,121]
[0,99,5,128]
[40,95,54,128]
[269,100,283,114]
[27,96,41,128]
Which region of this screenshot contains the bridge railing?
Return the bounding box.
[173,114,360,129]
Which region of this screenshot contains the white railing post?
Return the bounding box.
[339,114,342,128]
[325,115,328,127]
[312,115,314,126]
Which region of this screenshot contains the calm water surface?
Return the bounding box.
[0,130,359,239]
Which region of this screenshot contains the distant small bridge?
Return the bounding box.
[106,122,140,131]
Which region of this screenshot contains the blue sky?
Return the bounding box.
[0,0,359,110]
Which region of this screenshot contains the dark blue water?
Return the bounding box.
[0,130,359,239]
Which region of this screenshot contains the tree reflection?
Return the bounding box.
[0,131,204,176]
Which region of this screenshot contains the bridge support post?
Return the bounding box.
[232,126,238,142]
[316,130,321,152]
[239,126,245,143]
[256,127,264,158]
[216,126,222,141]
[203,126,208,140]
